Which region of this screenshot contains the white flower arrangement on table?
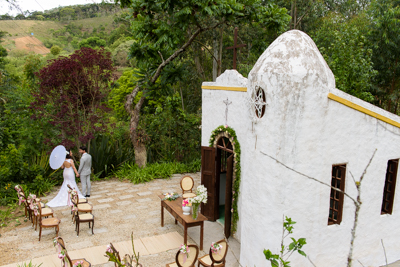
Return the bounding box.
[162,192,179,201]
[211,242,223,254]
[188,185,208,205]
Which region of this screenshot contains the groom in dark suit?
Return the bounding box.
[78,146,92,197]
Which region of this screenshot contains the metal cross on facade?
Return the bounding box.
[223,98,232,125]
[226,27,246,70]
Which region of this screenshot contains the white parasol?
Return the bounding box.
[49,145,67,170]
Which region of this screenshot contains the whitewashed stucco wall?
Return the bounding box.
[201,70,249,241]
[237,30,400,267]
[202,30,400,267]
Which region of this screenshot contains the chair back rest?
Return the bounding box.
[57,239,73,266]
[180,176,194,193]
[209,240,229,264]
[176,244,199,267]
[109,243,121,266]
[36,199,43,221]
[67,184,73,190]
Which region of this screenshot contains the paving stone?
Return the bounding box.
[137,191,152,196]
[136,198,152,203]
[97,198,114,203]
[0,235,19,243]
[62,210,72,216]
[110,209,122,214]
[115,187,127,191]
[106,192,119,196]
[116,183,129,187]
[91,227,108,234]
[148,210,159,216]
[125,214,137,220]
[119,195,134,200]
[134,205,149,210]
[126,188,139,193]
[18,226,33,231]
[94,204,111,210]
[116,201,132,206]
[145,218,159,224]
[32,229,53,237]
[69,240,93,250]
[93,190,109,194]
[148,186,162,191]
[86,195,101,199]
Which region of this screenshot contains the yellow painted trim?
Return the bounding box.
[328,93,400,129]
[201,85,247,92]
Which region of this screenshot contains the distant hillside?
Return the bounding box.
[0,15,120,55]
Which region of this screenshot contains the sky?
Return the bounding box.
[2,0,105,15]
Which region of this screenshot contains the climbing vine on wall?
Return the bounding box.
[209,125,241,233]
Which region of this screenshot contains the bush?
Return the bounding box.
[112,159,201,184]
[50,45,62,56]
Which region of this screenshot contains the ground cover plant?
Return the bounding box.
[112,160,201,184]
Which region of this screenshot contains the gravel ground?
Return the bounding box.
[0,172,206,266]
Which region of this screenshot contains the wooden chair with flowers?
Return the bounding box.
[36,201,61,241]
[32,197,54,231]
[14,185,45,222]
[198,240,229,267]
[180,176,196,199]
[105,243,121,267]
[166,244,199,267]
[71,197,94,236]
[69,188,93,223]
[67,184,88,204]
[55,237,91,267]
[14,185,31,220]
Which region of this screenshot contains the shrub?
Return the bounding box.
[112,159,201,184]
[50,45,61,56]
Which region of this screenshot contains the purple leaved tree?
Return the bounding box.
[31,47,115,150]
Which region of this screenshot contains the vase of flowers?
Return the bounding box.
[182,199,191,215]
[211,242,223,254]
[179,244,190,263]
[189,185,208,220]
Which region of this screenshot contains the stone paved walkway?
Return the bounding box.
[0,172,240,267]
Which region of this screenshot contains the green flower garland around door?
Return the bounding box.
[209,125,241,233]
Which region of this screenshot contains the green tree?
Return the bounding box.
[50,45,62,56]
[368,0,400,113]
[116,0,290,167]
[78,37,106,49]
[311,13,376,102]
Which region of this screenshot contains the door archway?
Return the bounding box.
[201,125,241,238]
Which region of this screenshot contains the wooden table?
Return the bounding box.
[159,195,207,250]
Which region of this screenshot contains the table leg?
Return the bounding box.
[200,222,204,250]
[184,224,188,245]
[161,204,164,227]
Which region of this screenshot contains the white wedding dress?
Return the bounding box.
[47,159,85,207]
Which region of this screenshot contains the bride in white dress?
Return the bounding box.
[47,149,86,207]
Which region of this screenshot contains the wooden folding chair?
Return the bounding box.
[198,240,229,267]
[180,176,196,199]
[166,244,199,267]
[37,203,61,241]
[56,237,91,267]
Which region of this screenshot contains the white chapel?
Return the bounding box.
[200,30,400,266]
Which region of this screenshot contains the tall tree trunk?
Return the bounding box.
[124,26,218,167]
[213,33,218,81]
[218,26,223,76]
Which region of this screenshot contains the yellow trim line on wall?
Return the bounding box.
[328,93,400,129]
[201,85,247,92]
